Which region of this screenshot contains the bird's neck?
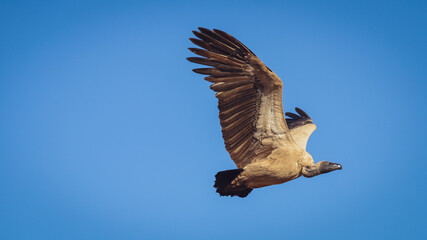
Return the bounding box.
[301,164,321,178]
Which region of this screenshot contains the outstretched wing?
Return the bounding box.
[285,107,316,150]
[188,28,296,168]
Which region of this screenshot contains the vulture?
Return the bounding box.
[187,28,342,198]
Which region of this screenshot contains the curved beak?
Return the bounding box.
[334,163,343,170]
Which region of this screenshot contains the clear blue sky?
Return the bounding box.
[1,0,426,239]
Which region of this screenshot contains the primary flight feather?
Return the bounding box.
[187,28,342,198]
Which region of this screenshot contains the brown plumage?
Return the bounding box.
[187,28,342,198]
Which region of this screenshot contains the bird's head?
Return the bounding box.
[302,161,342,178]
[317,161,342,173]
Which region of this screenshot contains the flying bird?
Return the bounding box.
[187,28,342,198]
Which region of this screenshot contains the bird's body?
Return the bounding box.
[188,28,342,197]
[238,146,308,188]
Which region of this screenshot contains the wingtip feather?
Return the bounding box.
[285,112,301,119]
[295,107,311,119]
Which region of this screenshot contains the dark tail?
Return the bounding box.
[214,169,253,198]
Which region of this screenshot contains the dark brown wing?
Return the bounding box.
[188,28,295,168]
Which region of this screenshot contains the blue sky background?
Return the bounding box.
[1,0,426,239]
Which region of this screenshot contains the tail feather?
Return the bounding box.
[214,169,253,198]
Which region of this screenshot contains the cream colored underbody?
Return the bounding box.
[232,143,315,188]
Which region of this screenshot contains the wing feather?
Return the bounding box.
[188,28,295,168]
[285,107,316,150]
